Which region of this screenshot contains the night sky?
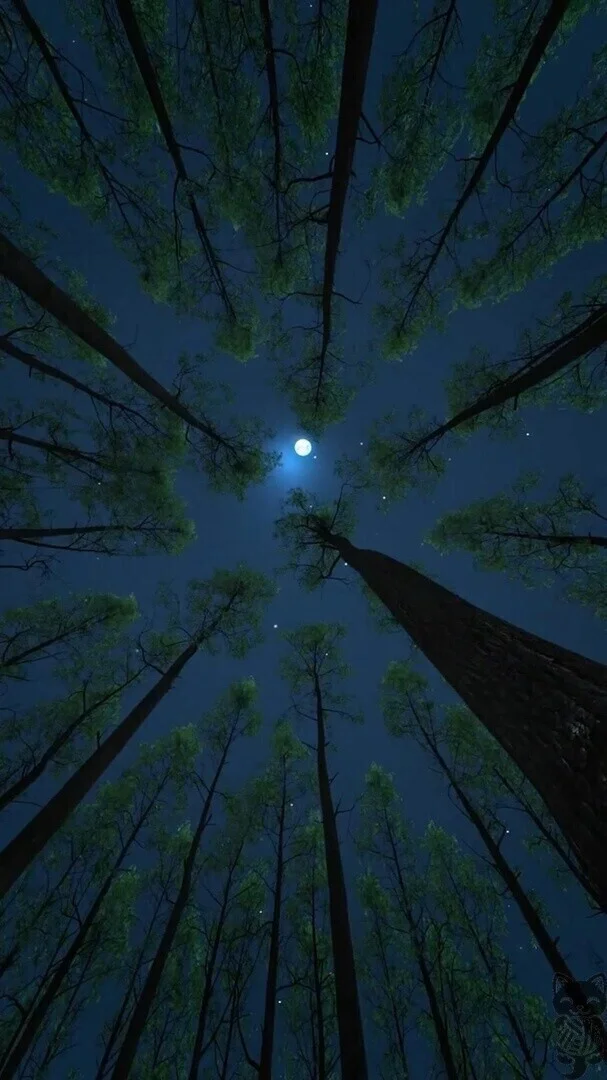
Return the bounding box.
[2,0,607,1076]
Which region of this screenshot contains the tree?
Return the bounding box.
[429,471,607,618]
[0,724,198,1079]
[234,721,308,1080]
[359,280,607,500]
[0,632,145,812]
[108,676,261,1080]
[0,566,274,897]
[357,765,553,1078]
[0,232,278,493]
[281,623,368,1080]
[379,662,607,1057]
[360,0,463,220]
[281,815,339,1080]
[0,591,138,684]
[275,490,607,911]
[377,0,589,360]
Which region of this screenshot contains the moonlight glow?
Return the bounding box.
[294,438,312,457]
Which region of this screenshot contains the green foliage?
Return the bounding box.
[428,472,607,617]
[274,487,357,590]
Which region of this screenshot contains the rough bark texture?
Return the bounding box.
[334,537,607,911]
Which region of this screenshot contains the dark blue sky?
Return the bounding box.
[2,0,607,1075]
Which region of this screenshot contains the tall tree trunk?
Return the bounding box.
[109,725,238,1080]
[315,0,378,402]
[0,667,142,812]
[0,638,199,899]
[258,767,287,1080]
[314,675,368,1080]
[0,526,180,543]
[422,730,607,1060]
[382,812,460,1080]
[1,610,116,671]
[0,233,234,451]
[94,887,168,1080]
[397,0,571,332]
[0,781,163,1080]
[113,0,233,318]
[407,304,607,460]
[0,335,160,434]
[493,766,597,903]
[324,531,607,910]
[187,840,246,1080]
[310,878,328,1080]
[489,528,607,549]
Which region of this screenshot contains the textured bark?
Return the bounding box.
[0,639,198,899]
[314,676,368,1080]
[330,534,607,910]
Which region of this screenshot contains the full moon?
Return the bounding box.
[294,438,312,457]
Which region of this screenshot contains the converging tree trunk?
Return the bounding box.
[422,732,607,1061]
[0,638,199,899]
[314,673,368,1080]
[110,702,250,1080]
[321,530,607,910]
[0,776,165,1080]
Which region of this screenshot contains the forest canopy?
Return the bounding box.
[1,1,606,1078]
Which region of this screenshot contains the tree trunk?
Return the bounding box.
[95,887,168,1080]
[0,526,178,543]
[406,305,607,460]
[314,675,368,1080]
[316,0,378,399]
[0,233,230,449]
[423,731,607,1060]
[0,638,198,899]
[493,766,597,903]
[113,0,232,317]
[0,335,159,433]
[1,611,115,671]
[0,669,142,812]
[258,767,287,1080]
[187,840,246,1080]
[329,533,607,910]
[383,813,460,1080]
[109,727,237,1079]
[397,0,571,331]
[0,782,162,1080]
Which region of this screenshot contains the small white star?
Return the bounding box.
[525,432,530,436]
[360,441,363,446]
[273,623,278,629]
[382,495,386,500]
